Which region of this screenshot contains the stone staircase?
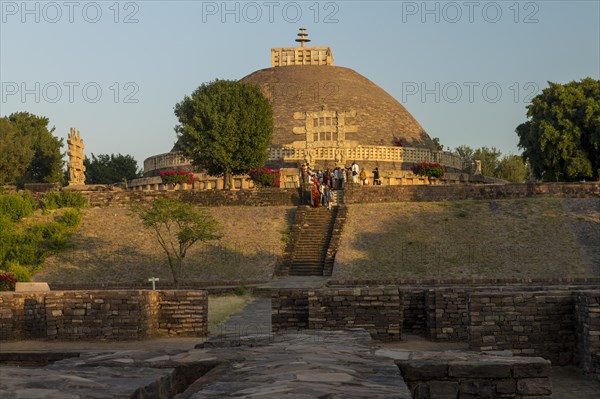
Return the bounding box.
[277,192,347,277]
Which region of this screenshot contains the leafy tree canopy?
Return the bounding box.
[174,79,273,189]
[0,112,63,185]
[516,77,600,181]
[454,145,528,183]
[83,153,142,184]
[132,199,221,287]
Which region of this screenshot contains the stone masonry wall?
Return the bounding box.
[426,288,469,341]
[468,291,575,365]
[308,287,403,341]
[396,352,552,399]
[0,290,207,341]
[344,182,599,204]
[574,291,600,381]
[271,289,309,331]
[80,188,301,208]
[62,182,600,208]
[271,288,402,341]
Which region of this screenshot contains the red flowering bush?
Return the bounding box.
[411,162,445,178]
[0,271,17,291]
[160,171,194,185]
[248,168,280,187]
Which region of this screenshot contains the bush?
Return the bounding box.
[248,168,280,187]
[5,261,31,283]
[0,192,36,221]
[0,270,17,291]
[411,162,445,178]
[58,209,81,228]
[160,171,194,185]
[40,190,86,210]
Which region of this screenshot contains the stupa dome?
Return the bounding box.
[241,65,435,150]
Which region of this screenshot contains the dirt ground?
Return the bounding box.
[33,206,294,285]
[333,197,600,280]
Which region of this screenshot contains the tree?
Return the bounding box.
[516,78,600,181]
[1,112,63,185]
[495,155,528,183]
[0,118,34,185]
[83,153,142,184]
[432,137,444,151]
[174,79,273,189]
[473,147,502,177]
[132,199,221,288]
[454,145,475,171]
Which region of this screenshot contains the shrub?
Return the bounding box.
[248,168,280,187]
[58,209,81,228]
[233,285,250,296]
[40,191,86,210]
[411,162,445,178]
[0,192,36,221]
[57,190,86,208]
[5,261,31,283]
[160,171,194,185]
[0,270,17,291]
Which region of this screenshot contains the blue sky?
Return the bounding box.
[1,1,599,168]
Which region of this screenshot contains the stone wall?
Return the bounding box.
[0,290,207,341]
[80,187,301,208]
[468,291,575,365]
[396,352,552,399]
[343,182,600,204]
[426,288,469,341]
[271,287,402,341]
[271,289,309,331]
[58,182,600,208]
[574,291,600,380]
[308,287,402,341]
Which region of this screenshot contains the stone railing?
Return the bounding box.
[143,152,191,175]
[268,145,463,170]
[126,175,256,191]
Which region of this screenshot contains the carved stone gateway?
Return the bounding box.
[67,128,86,185]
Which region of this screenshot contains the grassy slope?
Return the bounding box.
[333,198,599,280]
[33,206,294,284]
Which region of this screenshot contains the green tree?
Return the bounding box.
[83,153,142,184]
[473,147,502,177]
[432,137,444,151]
[454,145,475,171]
[2,112,63,185]
[0,118,34,185]
[495,155,528,183]
[516,78,600,181]
[132,199,221,288]
[174,79,273,189]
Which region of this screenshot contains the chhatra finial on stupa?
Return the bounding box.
[295,28,311,47]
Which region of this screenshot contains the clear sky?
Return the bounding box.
[1,1,599,169]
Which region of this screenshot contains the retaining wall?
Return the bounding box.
[468,291,575,365]
[0,290,207,341]
[396,352,552,399]
[343,182,600,204]
[574,291,600,380]
[271,287,402,341]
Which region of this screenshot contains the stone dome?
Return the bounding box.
[241,65,436,150]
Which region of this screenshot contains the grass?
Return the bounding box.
[208,294,254,333]
[334,197,599,280]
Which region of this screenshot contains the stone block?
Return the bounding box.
[15,282,50,292]
[429,381,459,399]
[396,361,447,380]
[449,363,512,378]
[516,378,552,395]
